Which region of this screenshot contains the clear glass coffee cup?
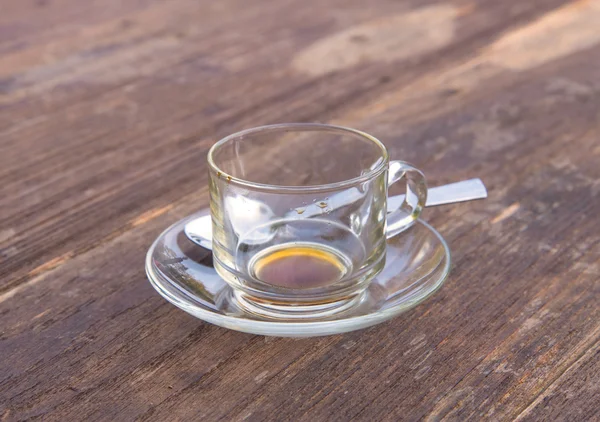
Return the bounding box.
[208,123,427,319]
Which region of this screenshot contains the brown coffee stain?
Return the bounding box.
[253,245,346,288]
[292,4,458,76]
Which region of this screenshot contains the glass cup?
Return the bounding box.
[208,123,427,319]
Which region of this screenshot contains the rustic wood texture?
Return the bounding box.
[1,0,599,420]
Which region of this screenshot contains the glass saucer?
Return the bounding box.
[145,209,451,337]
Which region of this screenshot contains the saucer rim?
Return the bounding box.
[145,213,451,337]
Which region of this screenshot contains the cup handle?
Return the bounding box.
[385,161,428,238]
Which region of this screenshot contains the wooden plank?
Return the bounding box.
[2,0,600,420]
[515,340,600,421]
[1,136,598,420]
[0,59,593,422]
[0,0,570,290]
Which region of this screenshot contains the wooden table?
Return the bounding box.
[2,0,599,420]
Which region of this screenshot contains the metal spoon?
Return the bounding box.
[185,178,487,250]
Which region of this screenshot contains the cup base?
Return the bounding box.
[213,243,385,321]
[233,290,366,320]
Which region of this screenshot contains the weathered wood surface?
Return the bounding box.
[1,0,599,420]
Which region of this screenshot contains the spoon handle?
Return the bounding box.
[184,178,487,250]
[388,178,487,211]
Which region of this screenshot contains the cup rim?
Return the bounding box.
[207,123,389,192]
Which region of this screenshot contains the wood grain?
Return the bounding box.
[1,0,600,420]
